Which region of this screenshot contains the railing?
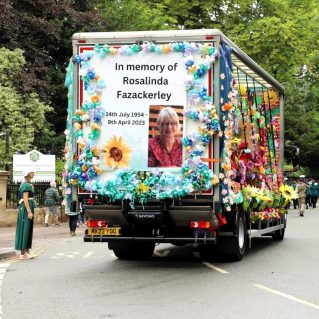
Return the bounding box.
[6,182,51,209]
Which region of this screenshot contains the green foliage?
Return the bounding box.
[0,0,107,156]
[0,48,52,168]
[97,0,175,31]
[55,158,65,184]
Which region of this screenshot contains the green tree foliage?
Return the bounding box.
[96,0,176,31]
[0,48,52,168]
[0,0,106,156]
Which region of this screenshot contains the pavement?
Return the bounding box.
[0,222,84,260]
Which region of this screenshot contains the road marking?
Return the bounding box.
[254,284,319,310]
[83,251,94,259]
[201,261,229,274]
[193,251,229,274]
[110,252,116,258]
[0,264,9,268]
[0,263,10,318]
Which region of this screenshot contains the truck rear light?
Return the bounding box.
[87,220,98,228]
[98,221,107,227]
[87,220,107,228]
[78,39,86,43]
[190,221,211,229]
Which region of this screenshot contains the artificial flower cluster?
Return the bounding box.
[231,183,297,221]
[69,53,106,186]
[73,42,219,60]
[64,41,220,202]
[64,40,290,222]
[250,208,281,222]
[217,65,291,218]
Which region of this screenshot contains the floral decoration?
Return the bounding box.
[63,41,220,203]
[103,135,132,169]
[63,40,292,222]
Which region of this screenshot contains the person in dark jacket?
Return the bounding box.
[305,182,312,209]
[309,180,319,208]
[44,181,61,226]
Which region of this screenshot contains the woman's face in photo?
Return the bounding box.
[160,117,178,138]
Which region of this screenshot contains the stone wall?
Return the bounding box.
[0,207,68,227]
[0,171,69,227]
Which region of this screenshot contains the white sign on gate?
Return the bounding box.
[13,150,55,182]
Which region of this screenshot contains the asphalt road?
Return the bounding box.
[1,208,319,319]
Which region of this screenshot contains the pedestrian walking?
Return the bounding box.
[291,180,298,209]
[305,181,312,209]
[77,200,86,228]
[296,175,307,217]
[65,201,79,236]
[309,180,319,208]
[15,170,36,260]
[44,181,61,227]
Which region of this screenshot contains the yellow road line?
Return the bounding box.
[254,284,319,310]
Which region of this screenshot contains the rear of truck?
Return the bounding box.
[63,30,288,260]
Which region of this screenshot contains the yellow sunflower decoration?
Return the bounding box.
[263,90,279,107]
[279,185,298,202]
[254,192,272,202]
[103,135,132,168]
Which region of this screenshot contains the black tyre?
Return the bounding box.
[272,227,285,240]
[272,214,287,240]
[109,242,155,260]
[222,210,247,261]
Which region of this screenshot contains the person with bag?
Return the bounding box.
[296,176,307,217]
[44,181,61,227]
[15,170,36,260]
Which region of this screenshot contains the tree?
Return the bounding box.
[96,0,176,31]
[0,0,106,155]
[0,48,52,168]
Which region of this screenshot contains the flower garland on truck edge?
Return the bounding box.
[63,41,297,218]
[64,41,220,204]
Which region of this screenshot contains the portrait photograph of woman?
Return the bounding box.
[148,105,183,168]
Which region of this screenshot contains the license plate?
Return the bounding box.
[87,228,121,236]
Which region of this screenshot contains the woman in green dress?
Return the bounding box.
[15,170,36,260]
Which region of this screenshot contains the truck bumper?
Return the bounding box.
[83,235,216,244]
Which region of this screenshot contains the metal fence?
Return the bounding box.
[6,182,50,209]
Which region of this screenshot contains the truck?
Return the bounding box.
[63,29,295,261]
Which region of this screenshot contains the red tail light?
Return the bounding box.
[190,221,211,229]
[87,220,107,228]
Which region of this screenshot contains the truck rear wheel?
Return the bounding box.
[222,210,247,261]
[109,242,155,260]
[272,228,285,240]
[272,214,287,240]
